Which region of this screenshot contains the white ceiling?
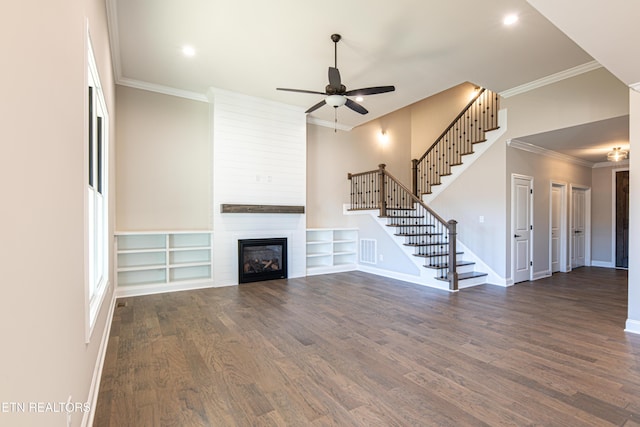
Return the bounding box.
[514,115,630,164]
[526,0,640,90]
[108,0,596,129]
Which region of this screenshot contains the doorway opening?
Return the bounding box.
[615,170,629,268]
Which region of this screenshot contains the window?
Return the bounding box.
[86,35,109,340]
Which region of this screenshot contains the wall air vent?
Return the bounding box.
[359,239,377,264]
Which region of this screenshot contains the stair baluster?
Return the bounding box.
[412,88,499,197]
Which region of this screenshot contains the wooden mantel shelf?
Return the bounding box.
[220,204,305,214]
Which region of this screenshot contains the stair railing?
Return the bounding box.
[348,164,459,290]
[412,88,499,197]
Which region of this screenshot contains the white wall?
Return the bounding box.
[0,0,116,426]
[627,89,640,333]
[210,89,307,286]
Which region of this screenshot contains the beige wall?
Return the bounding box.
[307,82,478,228]
[591,163,629,265]
[307,108,412,227]
[502,68,629,280]
[506,149,593,276]
[410,82,477,159]
[116,86,211,230]
[0,0,116,426]
[502,68,629,138]
[430,138,508,277]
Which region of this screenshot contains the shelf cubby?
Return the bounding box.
[115,231,213,296]
[306,228,357,275]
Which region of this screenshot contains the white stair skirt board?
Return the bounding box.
[347,209,499,290]
[422,109,507,204]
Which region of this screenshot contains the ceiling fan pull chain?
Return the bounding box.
[334,108,337,133]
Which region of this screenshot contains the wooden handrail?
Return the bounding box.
[379,165,449,226]
[347,164,458,290]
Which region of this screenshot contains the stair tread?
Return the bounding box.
[414,242,449,249]
[382,215,424,219]
[424,260,475,269]
[413,251,463,258]
[435,271,488,282]
[394,233,442,241]
[404,242,447,247]
[386,224,435,228]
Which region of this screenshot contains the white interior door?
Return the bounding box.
[571,188,586,268]
[551,186,561,272]
[512,176,532,283]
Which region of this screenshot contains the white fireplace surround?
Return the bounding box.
[209,88,307,286]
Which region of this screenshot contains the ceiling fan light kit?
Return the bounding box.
[277,33,395,118]
[326,95,347,107]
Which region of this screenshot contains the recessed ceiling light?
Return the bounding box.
[503,14,519,26]
[182,45,196,57]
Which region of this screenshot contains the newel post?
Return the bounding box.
[448,219,458,291]
[378,163,387,217]
[411,159,419,197]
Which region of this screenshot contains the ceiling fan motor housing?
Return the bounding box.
[326,84,346,94]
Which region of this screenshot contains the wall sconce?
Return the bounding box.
[607,147,628,162]
[378,130,389,145]
[469,86,481,101]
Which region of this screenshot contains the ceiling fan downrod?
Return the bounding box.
[331,34,341,69]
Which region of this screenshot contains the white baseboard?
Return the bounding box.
[82,292,117,427]
[115,279,216,298]
[591,260,615,268]
[532,270,552,281]
[625,319,640,335]
[357,265,452,292]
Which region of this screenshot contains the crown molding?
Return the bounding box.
[306,117,354,132]
[117,78,209,103]
[630,82,640,93]
[500,61,603,98]
[592,159,629,168]
[105,0,122,82]
[507,139,595,168]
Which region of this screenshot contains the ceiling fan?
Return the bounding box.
[277,34,395,115]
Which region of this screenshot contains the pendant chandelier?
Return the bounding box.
[607,147,628,162]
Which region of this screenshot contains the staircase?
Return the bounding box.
[412,88,500,197]
[349,164,487,290]
[347,87,500,291]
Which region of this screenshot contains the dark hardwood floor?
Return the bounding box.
[94,267,640,426]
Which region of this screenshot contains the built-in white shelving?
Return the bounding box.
[306,228,357,275]
[115,231,213,297]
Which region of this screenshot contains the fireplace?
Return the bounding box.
[238,238,287,283]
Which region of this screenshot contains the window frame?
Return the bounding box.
[85,31,110,342]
